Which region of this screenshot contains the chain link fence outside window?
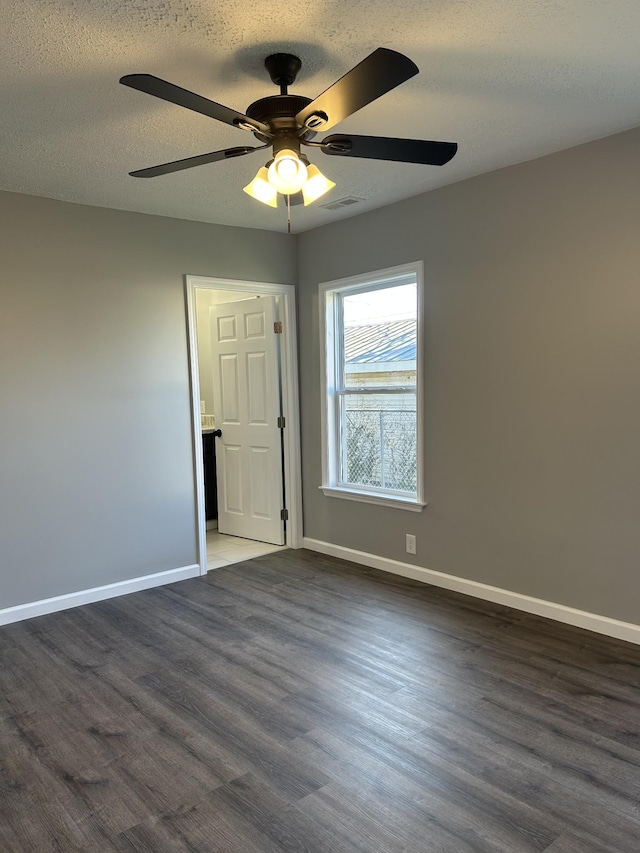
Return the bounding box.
[343,405,417,493]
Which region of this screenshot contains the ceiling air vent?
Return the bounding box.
[320,196,364,211]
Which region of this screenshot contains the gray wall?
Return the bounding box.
[297,126,640,625]
[0,191,295,609]
[3,127,639,624]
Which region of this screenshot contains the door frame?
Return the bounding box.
[185,274,303,575]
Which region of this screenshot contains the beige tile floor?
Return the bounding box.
[206,529,287,570]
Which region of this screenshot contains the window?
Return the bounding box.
[320,263,426,511]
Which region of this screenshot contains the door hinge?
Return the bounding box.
[273,321,283,334]
[277,416,286,429]
[280,508,289,521]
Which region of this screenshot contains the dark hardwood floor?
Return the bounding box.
[1,549,639,852]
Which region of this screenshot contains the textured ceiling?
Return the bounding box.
[2,1,640,233]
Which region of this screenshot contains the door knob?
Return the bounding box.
[212,429,222,438]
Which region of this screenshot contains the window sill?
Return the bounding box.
[319,486,427,512]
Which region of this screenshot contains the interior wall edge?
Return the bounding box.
[302,538,640,647]
[0,564,200,627]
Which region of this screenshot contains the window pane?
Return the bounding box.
[342,283,416,389]
[341,393,417,494]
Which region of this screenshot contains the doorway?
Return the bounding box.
[185,275,302,576]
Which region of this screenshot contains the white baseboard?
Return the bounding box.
[0,564,200,627]
[302,538,640,646]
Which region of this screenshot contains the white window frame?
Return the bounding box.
[319,262,426,512]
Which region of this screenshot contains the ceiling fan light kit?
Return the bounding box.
[267,148,308,194]
[301,164,336,206]
[243,166,278,207]
[244,155,335,208]
[120,47,458,221]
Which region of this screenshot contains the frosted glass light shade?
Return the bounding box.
[302,164,336,205]
[243,167,278,207]
[267,149,308,194]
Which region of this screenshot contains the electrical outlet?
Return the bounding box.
[200,400,206,414]
[406,534,416,555]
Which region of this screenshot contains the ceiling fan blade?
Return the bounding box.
[295,48,418,132]
[120,74,270,135]
[321,134,458,165]
[129,146,261,178]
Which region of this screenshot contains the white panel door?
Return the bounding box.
[210,297,285,545]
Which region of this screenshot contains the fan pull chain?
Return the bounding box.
[287,194,291,234]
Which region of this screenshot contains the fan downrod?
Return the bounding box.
[264,53,302,94]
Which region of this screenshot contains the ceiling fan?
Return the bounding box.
[120,48,458,209]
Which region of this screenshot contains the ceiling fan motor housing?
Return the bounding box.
[246,94,314,143]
